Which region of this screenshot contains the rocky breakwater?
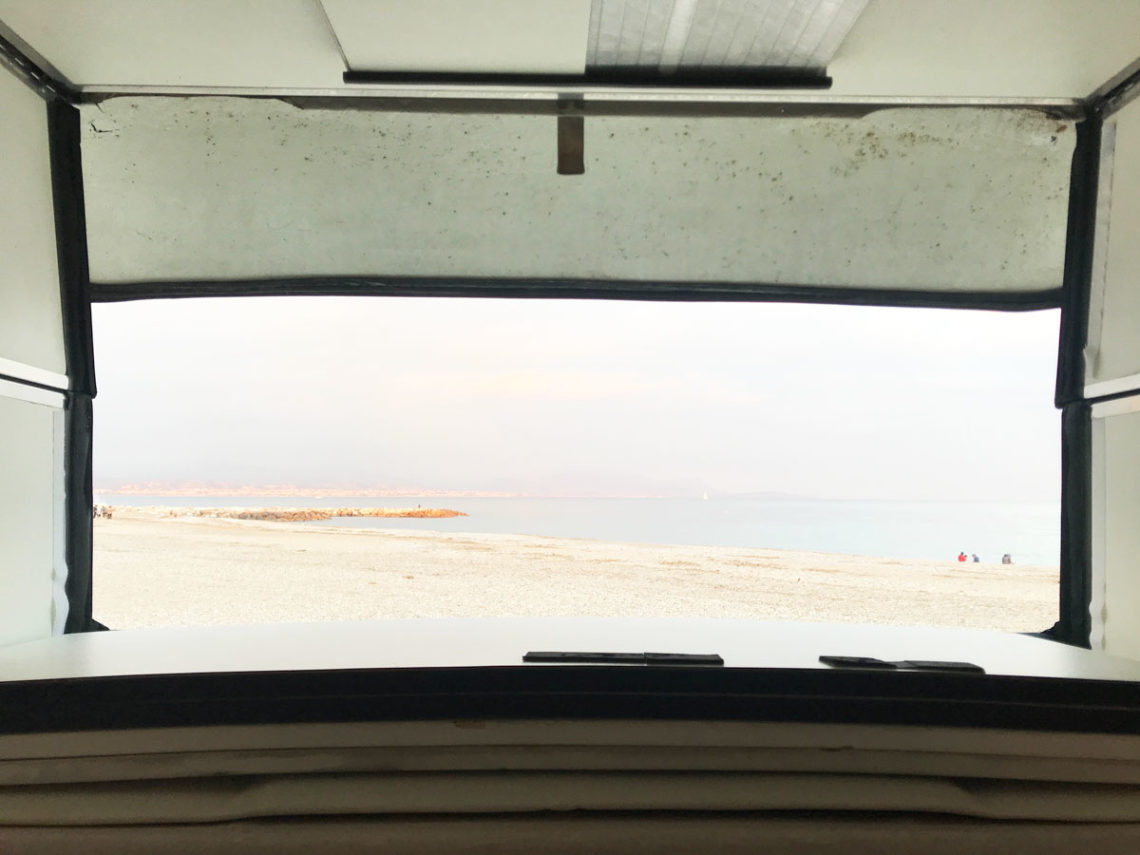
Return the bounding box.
[165,507,468,522]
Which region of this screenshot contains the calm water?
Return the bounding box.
[98,495,1060,566]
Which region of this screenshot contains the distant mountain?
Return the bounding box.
[95,476,815,501]
[94,481,515,498]
[719,490,820,501]
[473,469,712,498]
[97,473,710,499]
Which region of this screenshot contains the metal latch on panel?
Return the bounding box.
[557,97,584,176]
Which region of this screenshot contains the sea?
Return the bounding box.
[96,495,1061,566]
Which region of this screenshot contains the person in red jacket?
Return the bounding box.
[957,552,967,562]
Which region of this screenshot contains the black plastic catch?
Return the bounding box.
[820,655,984,674]
[524,651,724,666]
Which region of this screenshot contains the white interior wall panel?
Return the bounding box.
[1085,96,1140,398]
[0,390,61,647]
[1092,401,1140,660]
[82,99,1073,291]
[0,67,66,378]
[0,66,68,645]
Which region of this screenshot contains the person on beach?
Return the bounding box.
[972,554,979,563]
[1002,553,1012,565]
[957,552,967,562]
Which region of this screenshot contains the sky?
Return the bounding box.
[91,297,1062,502]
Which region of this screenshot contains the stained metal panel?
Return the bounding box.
[81,98,1073,293]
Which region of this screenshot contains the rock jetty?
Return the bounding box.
[154,507,467,522]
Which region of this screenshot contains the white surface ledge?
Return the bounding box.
[0,619,1138,684]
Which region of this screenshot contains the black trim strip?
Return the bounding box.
[90,278,1063,312]
[1053,403,1093,648]
[1048,117,1101,648]
[0,27,76,103]
[1084,386,1140,408]
[343,69,832,90]
[0,371,66,396]
[1055,118,1101,407]
[48,101,96,398]
[61,393,95,634]
[0,666,1138,736]
[47,99,99,634]
[1092,58,1140,119]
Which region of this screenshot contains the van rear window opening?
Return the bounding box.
[90,298,1061,631]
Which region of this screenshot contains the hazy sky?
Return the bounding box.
[91,297,1061,501]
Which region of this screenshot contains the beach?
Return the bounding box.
[92,508,1059,631]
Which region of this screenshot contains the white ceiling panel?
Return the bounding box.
[0,0,345,88]
[0,0,1134,97]
[829,0,1140,99]
[324,0,592,75]
[587,0,868,76]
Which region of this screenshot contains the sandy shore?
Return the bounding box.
[93,508,1059,631]
[133,506,468,522]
